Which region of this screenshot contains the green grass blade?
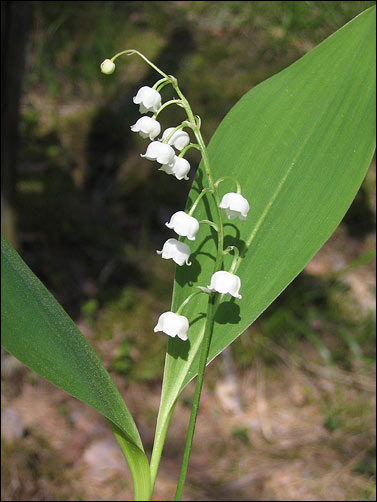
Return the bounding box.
[1,235,151,499]
[154,6,376,471]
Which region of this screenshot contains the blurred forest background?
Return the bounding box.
[1,1,376,501]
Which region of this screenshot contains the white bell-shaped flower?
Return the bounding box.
[159,156,190,180]
[130,117,161,140]
[206,271,242,299]
[219,192,250,221]
[154,311,189,341]
[165,211,200,241]
[100,59,115,74]
[161,128,190,151]
[141,141,175,167]
[133,86,161,113]
[156,238,191,266]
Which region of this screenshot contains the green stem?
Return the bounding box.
[153,77,169,90]
[105,51,227,498]
[167,81,225,501]
[174,294,218,501]
[111,49,169,78]
[199,220,219,232]
[156,79,173,92]
[223,245,240,274]
[229,249,240,274]
[215,176,242,194]
[116,52,226,498]
[170,80,224,270]
[153,99,183,119]
[178,143,201,157]
[188,189,213,216]
[176,290,205,315]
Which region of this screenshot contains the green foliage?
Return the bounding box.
[1,235,151,500]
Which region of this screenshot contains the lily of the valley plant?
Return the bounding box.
[102,49,249,499]
[2,8,375,502]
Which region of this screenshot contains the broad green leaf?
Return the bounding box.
[1,235,151,501]
[154,6,376,466]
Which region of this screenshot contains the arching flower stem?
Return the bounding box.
[223,245,240,273]
[215,176,242,194]
[178,143,201,157]
[111,49,169,79]
[152,99,183,119]
[156,79,174,93]
[198,220,219,232]
[175,290,205,315]
[187,188,213,216]
[153,77,170,90]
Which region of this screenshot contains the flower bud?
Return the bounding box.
[156,238,191,266]
[165,211,200,241]
[219,192,250,221]
[133,86,161,114]
[130,117,161,140]
[154,311,189,341]
[100,59,115,75]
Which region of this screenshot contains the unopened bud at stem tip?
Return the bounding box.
[100,59,116,75]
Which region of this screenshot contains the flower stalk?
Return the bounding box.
[215,175,242,194]
[174,293,218,501]
[188,189,214,216]
[153,99,183,119]
[101,49,249,501]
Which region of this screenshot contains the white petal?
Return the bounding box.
[154,311,189,340]
[133,86,151,104]
[225,209,239,220]
[219,193,232,209]
[219,193,250,221]
[133,86,161,113]
[208,271,242,299]
[141,142,175,166]
[139,103,149,114]
[141,141,161,159]
[141,89,161,110]
[171,157,191,180]
[159,164,174,175]
[165,211,199,240]
[172,131,190,151]
[162,128,190,151]
[156,238,191,266]
[156,144,175,165]
[153,320,163,332]
[161,128,175,141]
[130,117,161,140]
